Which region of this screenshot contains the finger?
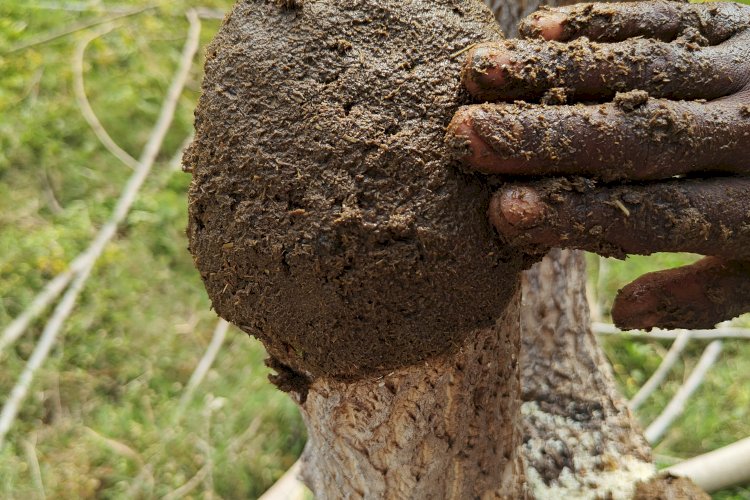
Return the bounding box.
[519,1,749,44]
[448,98,750,180]
[488,177,750,260]
[612,257,750,330]
[461,36,748,102]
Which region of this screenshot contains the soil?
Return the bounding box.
[634,474,710,500]
[184,0,522,384]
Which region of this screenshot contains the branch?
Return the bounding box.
[0,258,96,448]
[628,331,692,411]
[644,340,723,444]
[175,319,229,421]
[22,3,225,20]
[593,322,750,340]
[24,2,135,13]
[193,7,226,20]
[0,268,75,355]
[72,24,140,170]
[0,10,202,449]
[666,437,750,493]
[5,6,157,55]
[162,464,210,500]
[21,436,46,500]
[169,134,194,172]
[258,460,307,500]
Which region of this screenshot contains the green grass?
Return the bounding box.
[0,1,304,498]
[0,0,749,498]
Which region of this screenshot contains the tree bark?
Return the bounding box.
[520,249,654,499]
[295,2,657,499]
[299,297,527,498]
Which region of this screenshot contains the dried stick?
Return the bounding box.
[593,322,750,340]
[84,426,156,493]
[24,2,225,20]
[175,319,229,421]
[0,258,95,448]
[0,267,76,355]
[21,435,46,500]
[169,134,194,172]
[193,7,225,20]
[73,24,140,170]
[628,331,692,411]
[666,436,750,492]
[0,10,202,449]
[225,415,263,456]
[258,460,307,500]
[162,464,210,500]
[25,2,135,13]
[6,6,156,55]
[644,340,723,444]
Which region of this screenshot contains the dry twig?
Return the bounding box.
[21,435,46,500]
[593,322,750,340]
[6,6,156,55]
[0,259,96,448]
[0,267,76,355]
[667,436,750,492]
[175,319,230,422]
[162,464,210,500]
[72,24,140,170]
[644,340,723,444]
[258,459,307,500]
[628,331,692,411]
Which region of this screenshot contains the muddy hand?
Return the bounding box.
[447,1,750,330]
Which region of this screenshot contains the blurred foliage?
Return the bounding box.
[0,0,749,499]
[0,1,304,498]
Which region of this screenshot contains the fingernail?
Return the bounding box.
[489,187,547,237]
[446,109,495,170]
[463,44,512,96]
[522,12,567,41]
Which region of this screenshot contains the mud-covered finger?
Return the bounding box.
[519,1,749,44]
[612,257,750,330]
[488,177,750,260]
[461,38,748,102]
[448,98,750,181]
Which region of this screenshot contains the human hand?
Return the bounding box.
[447,1,750,330]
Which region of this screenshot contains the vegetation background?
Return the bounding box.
[0,0,748,498]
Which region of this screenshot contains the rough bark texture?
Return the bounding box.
[299,295,526,498]
[520,249,655,499]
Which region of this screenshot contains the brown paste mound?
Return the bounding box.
[185,0,521,381]
[634,474,709,500]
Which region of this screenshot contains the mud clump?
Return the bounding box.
[634,474,709,500]
[614,90,649,112]
[185,0,522,382]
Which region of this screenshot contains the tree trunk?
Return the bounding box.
[299,297,527,498]
[520,249,654,499]
[296,2,657,498]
